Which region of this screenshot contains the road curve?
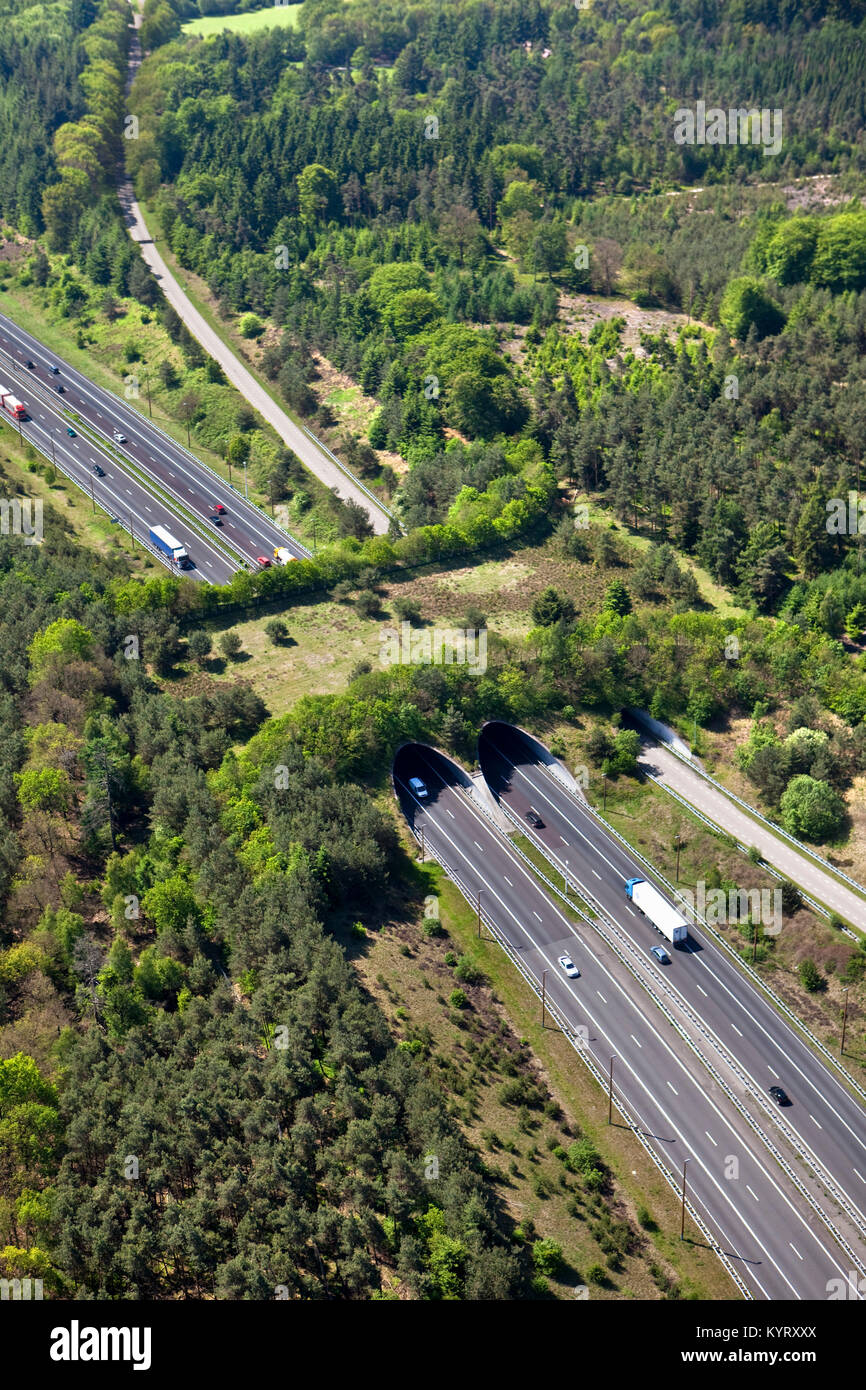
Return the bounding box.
[119,6,392,536]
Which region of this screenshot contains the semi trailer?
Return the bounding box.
[625,877,689,946]
[149,524,189,568]
[0,386,27,420]
[273,546,295,565]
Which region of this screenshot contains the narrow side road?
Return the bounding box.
[119,1,392,535]
[638,740,866,932]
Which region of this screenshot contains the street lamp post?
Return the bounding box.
[680,1158,690,1240]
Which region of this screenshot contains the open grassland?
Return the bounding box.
[182,3,302,37]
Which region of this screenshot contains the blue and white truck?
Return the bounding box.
[625,877,689,946]
[149,524,189,568]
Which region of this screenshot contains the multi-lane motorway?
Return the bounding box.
[394,733,866,1299]
[0,311,308,579]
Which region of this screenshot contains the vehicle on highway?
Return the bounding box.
[650,945,671,964]
[56,384,65,393]
[0,386,27,419]
[558,955,580,978]
[91,464,105,477]
[408,777,429,800]
[212,502,226,513]
[209,513,223,526]
[66,427,76,436]
[273,546,295,565]
[769,1086,791,1106]
[625,877,689,946]
[149,524,190,569]
[256,555,271,567]
[25,359,34,369]
[113,430,126,443]
[48,365,59,374]
[524,808,544,828]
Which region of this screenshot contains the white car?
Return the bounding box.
[650,945,671,965]
[558,955,580,979]
[408,776,429,800]
[113,429,127,443]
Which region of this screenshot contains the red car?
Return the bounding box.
[256,555,271,568]
[212,502,226,513]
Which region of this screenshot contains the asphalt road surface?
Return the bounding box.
[0,312,309,575]
[636,736,866,932]
[394,742,865,1299]
[478,722,866,1271]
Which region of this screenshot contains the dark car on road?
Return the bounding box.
[524,808,544,829]
[91,464,105,477]
[209,513,223,526]
[769,1086,790,1106]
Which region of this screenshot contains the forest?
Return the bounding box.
[3,0,866,1304]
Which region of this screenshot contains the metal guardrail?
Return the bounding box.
[0,413,180,576]
[568,779,866,1113]
[662,742,866,914]
[412,820,753,1300]
[489,792,866,1277]
[0,334,309,559]
[641,768,860,940]
[299,423,399,527]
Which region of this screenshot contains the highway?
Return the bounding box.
[635,735,866,932]
[394,742,865,1299]
[0,352,235,581]
[477,723,866,1270]
[0,311,309,574]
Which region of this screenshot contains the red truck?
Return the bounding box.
[0,385,27,420]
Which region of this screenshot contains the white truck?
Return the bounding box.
[273,546,295,565]
[625,877,689,946]
[149,524,190,568]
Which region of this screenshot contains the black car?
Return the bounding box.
[525,808,544,829]
[48,365,59,374]
[56,384,65,393]
[26,359,35,369]
[92,464,105,478]
[769,1086,790,1106]
[208,513,223,526]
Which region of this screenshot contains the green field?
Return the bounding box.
[182,3,302,37]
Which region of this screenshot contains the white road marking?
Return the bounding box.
[789,1243,803,1261]
[592,869,602,879]
[747,1185,759,1201]
[624,906,635,916]
[731,1024,743,1036]
[768,1065,779,1078]
[559,835,569,845]
[503,875,512,886]
[473,840,483,852]
[630,1034,642,1048]
[667,1082,678,1094]
[596,991,607,1003]
[696,984,708,997]
[705,1131,717,1146]
[809,1115,822,1130]
[854,1169,866,1185]
[533,911,542,922]
[446,808,454,818]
